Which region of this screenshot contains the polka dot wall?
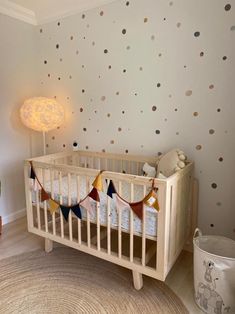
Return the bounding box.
[36,0,235,239]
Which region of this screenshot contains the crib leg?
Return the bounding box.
[45,238,53,253]
[132,270,143,290]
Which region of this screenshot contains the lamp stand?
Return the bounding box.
[42,131,46,156]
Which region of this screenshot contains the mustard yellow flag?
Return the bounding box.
[143,190,160,211]
[92,173,103,192]
[48,199,59,214]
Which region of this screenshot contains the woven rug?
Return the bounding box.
[0,247,188,313]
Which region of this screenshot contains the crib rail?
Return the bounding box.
[24,151,194,282]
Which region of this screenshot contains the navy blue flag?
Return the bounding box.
[107,180,116,198]
[71,204,82,219]
[60,206,70,221]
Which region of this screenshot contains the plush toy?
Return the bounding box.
[156,149,187,177]
[143,162,156,178]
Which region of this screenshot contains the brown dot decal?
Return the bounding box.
[155,130,160,134]
[210,224,214,228]
[152,106,157,111]
[185,90,192,96]
[144,17,148,23]
[63,144,66,148]
[126,1,129,6]
[151,35,155,40]
[125,149,129,154]
[123,69,126,73]
[82,14,85,19]
[70,36,73,40]
[40,28,43,33]
[57,22,60,26]
[100,11,104,16]
[193,112,199,117]
[56,44,59,49]
[211,183,217,189]
[102,149,106,153]
[48,74,50,77]
[225,4,231,11]
[118,127,122,132]
[169,1,173,6]
[82,89,85,93]
[101,96,106,101]
[194,31,200,37]
[209,84,214,89]
[196,145,202,150]
[209,129,215,134]
[200,52,204,57]
[218,157,223,162]
[80,108,83,112]
[126,46,130,50]
[107,113,111,117]
[222,56,227,60]
[231,25,235,31]
[83,128,87,131]
[157,83,161,88]
[58,77,61,80]
[110,140,114,144]
[92,42,95,46]
[86,146,89,149]
[44,60,47,64]
[104,49,108,53]
[122,29,127,34]
[176,22,181,28]
[139,67,143,71]
[217,108,221,112]
[122,110,125,114]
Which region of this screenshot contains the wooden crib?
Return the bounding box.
[24,150,197,290]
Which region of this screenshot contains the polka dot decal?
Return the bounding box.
[37,0,235,240]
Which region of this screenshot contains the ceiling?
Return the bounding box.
[0,0,119,25]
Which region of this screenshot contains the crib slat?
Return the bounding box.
[107,181,111,255]
[77,175,81,245]
[130,183,134,262]
[68,172,73,241]
[118,181,122,259]
[97,201,100,251]
[59,171,64,238]
[42,169,48,233]
[86,176,91,248]
[50,169,56,236]
[36,171,41,230]
[142,185,147,266]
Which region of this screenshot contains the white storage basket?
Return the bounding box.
[193,228,235,314]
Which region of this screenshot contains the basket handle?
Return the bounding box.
[194,228,202,238]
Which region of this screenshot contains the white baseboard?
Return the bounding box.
[2,208,26,225]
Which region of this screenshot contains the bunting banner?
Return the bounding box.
[29,161,160,223]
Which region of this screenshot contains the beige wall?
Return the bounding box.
[0,13,41,222]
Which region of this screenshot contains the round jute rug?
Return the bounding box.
[0,247,188,314]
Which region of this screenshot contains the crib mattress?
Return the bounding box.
[33,176,158,238]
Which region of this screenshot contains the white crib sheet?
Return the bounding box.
[35,176,158,238]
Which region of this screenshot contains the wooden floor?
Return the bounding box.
[0,217,202,313]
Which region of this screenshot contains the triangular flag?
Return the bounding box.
[107,180,117,198]
[60,205,70,221]
[48,199,59,214]
[71,204,82,219]
[92,173,103,192]
[115,194,129,210]
[41,188,50,202]
[80,196,92,212]
[30,167,36,180]
[143,190,160,211]
[130,201,143,220]
[89,188,100,202]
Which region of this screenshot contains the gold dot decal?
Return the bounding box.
[185,90,192,96]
